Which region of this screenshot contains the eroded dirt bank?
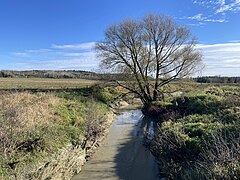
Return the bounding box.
[72,110,159,180]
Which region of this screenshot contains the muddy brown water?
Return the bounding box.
[71,110,159,180]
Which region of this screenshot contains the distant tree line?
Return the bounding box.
[0,70,130,81]
[0,70,101,79]
[1,71,239,84]
[194,76,240,84]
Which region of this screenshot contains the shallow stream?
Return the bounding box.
[71,109,159,180]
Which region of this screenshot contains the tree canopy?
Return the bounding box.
[96,14,202,105]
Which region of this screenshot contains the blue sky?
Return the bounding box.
[0,0,240,76]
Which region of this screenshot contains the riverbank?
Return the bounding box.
[0,89,117,179]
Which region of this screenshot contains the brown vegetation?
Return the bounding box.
[0,90,114,179]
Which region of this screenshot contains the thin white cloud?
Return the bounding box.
[216,0,240,14]
[190,0,239,28]
[62,52,96,57]
[187,22,205,27]
[197,42,240,76]
[193,0,240,14]
[26,49,52,53]
[183,13,226,23]
[12,52,29,56]
[186,13,206,21]
[13,58,98,71]
[228,40,240,43]
[204,18,226,22]
[8,42,98,71]
[51,42,96,50]
[12,49,53,57]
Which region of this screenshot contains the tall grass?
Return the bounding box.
[0,90,112,179]
[0,92,59,177]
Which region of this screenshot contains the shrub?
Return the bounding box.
[184,122,221,138]
[220,107,240,124]
[205,86,224,96]
[93,87,116,103]
[180,114,216,123]
[174,94,221,115]
[150,107,240,179]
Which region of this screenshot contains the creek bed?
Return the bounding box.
[71,109,159,180]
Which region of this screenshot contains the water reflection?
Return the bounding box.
[140,115,157,145]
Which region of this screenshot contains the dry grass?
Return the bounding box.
[199,130,240,179]
[0,90,112,179]
[0,92,58,131]
[0,92,60,177]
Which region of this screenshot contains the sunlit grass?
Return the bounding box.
[0,78,99,90]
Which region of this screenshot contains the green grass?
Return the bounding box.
[0,78,99,90]
[151,84,240,179]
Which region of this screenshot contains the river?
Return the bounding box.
[71,109,159,180]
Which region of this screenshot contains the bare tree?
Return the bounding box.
[96,14,202,106]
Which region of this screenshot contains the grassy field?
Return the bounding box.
[0,78,100,90]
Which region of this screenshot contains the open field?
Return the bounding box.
[0,78,100,90]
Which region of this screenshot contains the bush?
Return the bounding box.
[205,86,224,96]
[180,114,217,123]
[184,122,221,138]
[220,107,240,124]
[93,86,117,103]
[151,119,239,179]
[174,94,221,115]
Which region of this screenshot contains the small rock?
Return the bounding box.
[118,101,129,108]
